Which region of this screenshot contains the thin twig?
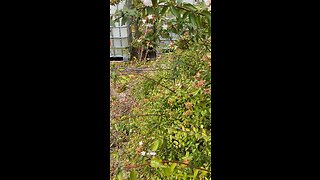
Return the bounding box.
[162,160,210,172]
[112,113,164,120]
[123,160,210,172]
[144,49,149,61]
[140,25,149,61]
[111,67,172,72]
[136,5,208,17]
[137,73,176,93]
[124,162,150,169]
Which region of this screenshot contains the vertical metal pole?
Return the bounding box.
[111,28,116,57]
[127,0,133,60]
[119,26,123,57]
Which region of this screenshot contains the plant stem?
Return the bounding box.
[123,160,210,172]
[137,73,176,93]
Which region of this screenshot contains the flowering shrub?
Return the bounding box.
[110,0,211,179]
[111,0,211,58]
[110,41,211,179]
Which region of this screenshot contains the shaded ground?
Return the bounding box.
[110,61,152,178]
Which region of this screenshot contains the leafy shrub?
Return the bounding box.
[111,43,211,179]
[110,1,212,179]
[111,0,211,59]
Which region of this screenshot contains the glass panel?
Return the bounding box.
[120,27,128,37]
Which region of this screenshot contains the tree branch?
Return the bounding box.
[122,159,210,172]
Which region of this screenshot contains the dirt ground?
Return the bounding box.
[110,62,150,178]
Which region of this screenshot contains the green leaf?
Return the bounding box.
[127,9,136,16]
[202,11,211,32]
[182,11,189,20]
[170,163,177,172]
[111,72,116,79]
[193,169,199,179]
[160,6,169,15]
[121,16,128,26]
[170,6,180,19]
[189,13,197,28]
[163,167,171,177]
[182,3,197,11]
[130,169,137,180]
[117,171,123,180]
[151,139,160,151]
[110,16,116,27]
[183,173,188,180]
[150,158,165,168]
[201,170,208,176]
[195,15,201,27]
[202,11,211,21]
[147,7,154,14]
[143,7,147,16]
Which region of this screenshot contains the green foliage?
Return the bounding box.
[110,1,212,179]
[111,0,212,52]
[111,42,211,179]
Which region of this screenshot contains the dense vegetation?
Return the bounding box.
[110,0,211,179]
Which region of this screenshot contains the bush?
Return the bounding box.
[111,44,211,179]
[110,1,212,179]
[111,0,211,60]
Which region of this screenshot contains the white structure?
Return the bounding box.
[110,0,198,60]
[110,1,130,60]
